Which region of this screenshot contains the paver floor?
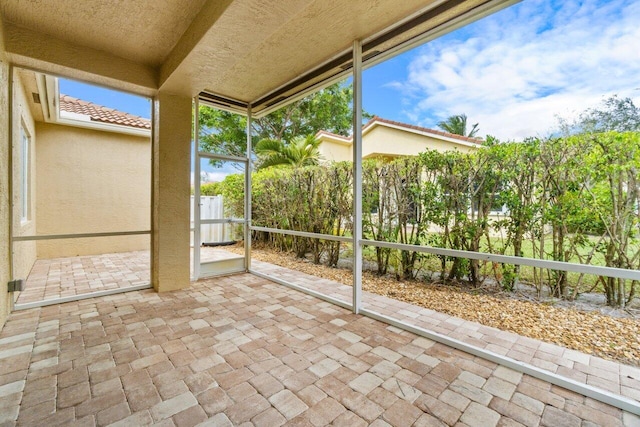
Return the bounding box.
[1,273,639,426]
[15,251,150,305]
[251,261,640,405]
[15,248,241,306]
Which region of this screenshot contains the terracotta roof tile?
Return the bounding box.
[59,94,150,130]
[364,116,483,144]
[315,117,483,145]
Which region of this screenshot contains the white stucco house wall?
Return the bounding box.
[12,71,151,279]
[316,116,482,162]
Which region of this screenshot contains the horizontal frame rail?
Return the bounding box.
[360,307,640,415]
[13,230,151,242]
[250,226,352,243]
[250,269,352,311]
[14,283,153,311]
[196,152,249,163]
[362,239,640,282]
[199,218,246,225]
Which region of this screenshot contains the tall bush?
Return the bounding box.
[236,130,640,307]
[584,132,640,306]
[249,163,352,264]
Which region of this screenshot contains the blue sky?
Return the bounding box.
[61,0,640,145]
[365,0,640,140]
[59,79,151,119]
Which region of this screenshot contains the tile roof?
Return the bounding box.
[316,117,483,145]
[315,129,349,141]
[364,116,483,144]
[59,94,151,130]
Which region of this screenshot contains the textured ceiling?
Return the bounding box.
[0,0,509,108]
[0,0,208,66]
[199,0,491,107]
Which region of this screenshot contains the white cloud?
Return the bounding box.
[391,0,640,140]
[190,171,231,185]
[202,171,230,183]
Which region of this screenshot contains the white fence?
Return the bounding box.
[190,195,229,245]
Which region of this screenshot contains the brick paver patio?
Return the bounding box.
[252,260,640,405]
[15,251,151,306]
[15,248,241,306]
[5,249,640,425]
[1,272,640,426]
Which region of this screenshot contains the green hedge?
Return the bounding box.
[217,131,640,306]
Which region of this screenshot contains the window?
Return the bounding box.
[20,124,30,222]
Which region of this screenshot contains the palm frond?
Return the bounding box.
[256,134,322,170]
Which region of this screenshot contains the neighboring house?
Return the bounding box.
[316,116,482,162]
[11,70,151,281]
[316,116,505,230]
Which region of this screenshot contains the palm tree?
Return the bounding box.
[255,134,322,169]
[437,114,479,137]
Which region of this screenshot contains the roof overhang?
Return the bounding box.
[316,117,482,148]
[32,73,151,137]
[370,120,481,149]
[315,131,352,146]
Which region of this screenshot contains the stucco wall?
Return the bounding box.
[152,92,191,292]
[35,122,151,258]
[0,21,11,330]
[362,125,477,158]
[318,124,478,163]
[318,138,352,162]
[11,72,37,283]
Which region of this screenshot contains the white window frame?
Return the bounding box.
[20,123,30,223]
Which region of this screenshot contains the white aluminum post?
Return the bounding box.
[193,97,201,279]
[245,105,252,270]
[352,40,363,314]
[8,65,15,310]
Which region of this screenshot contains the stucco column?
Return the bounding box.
[152,92,191,292]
